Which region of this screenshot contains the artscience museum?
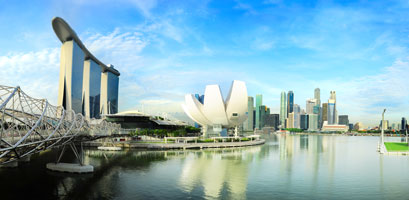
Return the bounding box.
[182,80,248,137]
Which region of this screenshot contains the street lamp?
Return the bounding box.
[381,109,386,145]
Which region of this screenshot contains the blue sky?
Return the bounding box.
[1,0,409,126]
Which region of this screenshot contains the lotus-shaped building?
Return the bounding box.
[182,80,248,137]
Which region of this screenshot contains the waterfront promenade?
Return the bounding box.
[84,139,265,150]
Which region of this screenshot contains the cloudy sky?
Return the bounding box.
[1,0,409,126]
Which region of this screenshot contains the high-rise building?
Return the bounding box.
[401,117,407,131]
[287,91,294,117]
[294,104,301,128]
[322,103,328,123]
[257,105,269,129]
[314,88,321,107]
[264,114,280,130]
[53,17,120,119]
[328,99,336,125]
[308,114,318,131]
[306,98,317,114]
[243,96,254,131]
[287,112,295,128]
[255,94,263,129]
[280,91,287,128]
[300,114,309,130]
[339,115,349,126]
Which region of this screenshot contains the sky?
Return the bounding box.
[1,0,409,126]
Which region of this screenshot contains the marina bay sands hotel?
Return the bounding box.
[52,17,120,119]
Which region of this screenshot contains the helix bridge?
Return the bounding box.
[0,85,121,165]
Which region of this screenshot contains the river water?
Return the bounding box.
[1,134,409,200]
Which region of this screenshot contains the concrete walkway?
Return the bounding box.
[84,139,265,150]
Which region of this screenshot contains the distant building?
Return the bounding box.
[348,123,353,131]
[280,91,287,128]
[255,94,263,129]
[287,91,294,117]
[300,114,309,130]
[308,114,318,131]
[256,105,269,129]
[314,88,321,108]
[328,91,337,125]
[264,114,280,130]
[402,117,407,131]
[306,98,317,114]
[243,96,254,131]
[321,121,348,132]
[314,88,322,128]
[287,112,295,128]
[339,115,349,126]
[354,122,365,131]
[294,104,301,128]
[322,103,328,125]
[328,100,336,125]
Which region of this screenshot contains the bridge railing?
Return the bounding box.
[0,85,120,164]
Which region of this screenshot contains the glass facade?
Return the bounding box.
[328,103,335,124]
[287,91,294,117]
[107,72,119,114]
[71,41,85,114]
[89,60,101,118]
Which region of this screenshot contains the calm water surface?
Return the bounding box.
[1,134,409,200]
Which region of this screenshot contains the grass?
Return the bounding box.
[384,142,409,152]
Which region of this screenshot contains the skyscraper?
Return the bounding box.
[243,96,254,131]
[264,114,280,130]
[328,99,336,124]
[314,88,320,107]
[322,103,328,123]
[327,91,337,125]
[314,88,321,129]
[54,17,120,119]
[300,114,309,130]
[255,94,262,129]
[306,98,317,114]
[401,117,407,131]
[287,91,294,117]
[308,114,318,131]
[294,104,301,128]
[339,115,349,126]
[258,105,269,129]
[287,112,295,128]
[280,91,287,128]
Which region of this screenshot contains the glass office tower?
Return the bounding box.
[280,91,287,128]
[287,91,294,117]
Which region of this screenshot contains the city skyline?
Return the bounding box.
[0,1,409,125]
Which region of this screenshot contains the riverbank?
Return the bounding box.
[275,132,406,137]
[84,139,265,150]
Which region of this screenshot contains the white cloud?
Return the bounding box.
[0,48,60,104]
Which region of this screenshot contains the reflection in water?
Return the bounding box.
[1,135,409,199]
[179,147,261,199]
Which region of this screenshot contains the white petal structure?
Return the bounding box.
[182,80,248,136]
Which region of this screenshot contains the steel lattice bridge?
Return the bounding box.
[0,85,121,166]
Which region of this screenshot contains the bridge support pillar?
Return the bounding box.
[1,161,18,168]
[19,155,31,162]
[46,142,94,173]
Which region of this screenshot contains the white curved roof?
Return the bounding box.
[182,80,248,128]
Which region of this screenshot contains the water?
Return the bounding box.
[1,134,409,200]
